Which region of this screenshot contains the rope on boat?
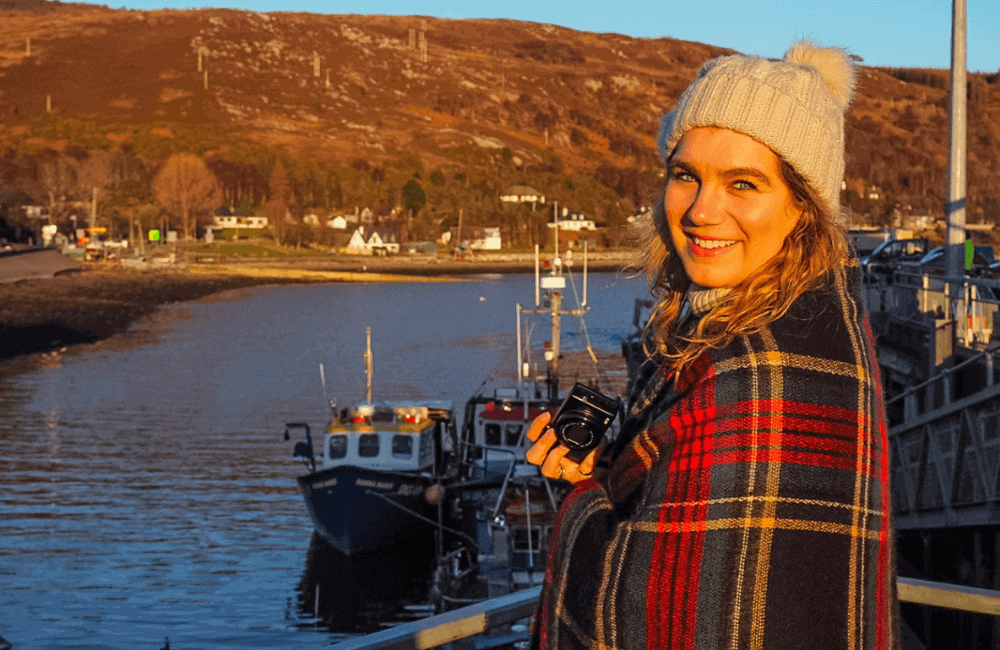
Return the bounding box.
[364,489,479,551]
[565,267,617,393]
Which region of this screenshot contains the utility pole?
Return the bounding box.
[90,187,98,232]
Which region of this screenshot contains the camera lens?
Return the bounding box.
[556,414,599,449]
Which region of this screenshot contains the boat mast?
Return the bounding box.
[365,326,373,404]
[520,201,590,401]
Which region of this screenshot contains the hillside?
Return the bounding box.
[1,2,999,240]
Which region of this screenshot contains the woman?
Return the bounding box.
[526,41,899,649]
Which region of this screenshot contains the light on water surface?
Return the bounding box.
[0,273,646,648]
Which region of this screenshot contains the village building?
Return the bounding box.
[302,207,332,227]
[211,214,269,229]
[449,226,502,250]
[368,228,400,255]
[550,208,596,231]
[326,215,348,230]
[500,185,546,207]
[344,225,400,255]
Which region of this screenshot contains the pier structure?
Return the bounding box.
[869,263,1000,648]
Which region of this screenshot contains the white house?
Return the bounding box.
[326,215,348,230]
[500,185,546,206]
[549,208,596,231]
[368,229,399,254]
[212,215,269,229]
[454,226,501,250]
[345,226,370,253]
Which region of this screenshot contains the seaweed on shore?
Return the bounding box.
[0,270,301,361]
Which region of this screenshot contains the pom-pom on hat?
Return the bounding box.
[657,39,857,222]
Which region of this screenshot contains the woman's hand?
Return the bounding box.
[525,411,602,483]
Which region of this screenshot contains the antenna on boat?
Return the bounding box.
[320,363,337,421]
[364,326,373,404]
[522,202,591,400]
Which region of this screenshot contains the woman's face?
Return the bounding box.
[664,127,802,288]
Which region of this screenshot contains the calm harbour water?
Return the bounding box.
[0,272,647,650]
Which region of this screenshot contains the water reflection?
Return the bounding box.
[296,533,434,633]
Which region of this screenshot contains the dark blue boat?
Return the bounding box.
[287,400,457,557]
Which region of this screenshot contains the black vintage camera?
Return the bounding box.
[551,383,620,463]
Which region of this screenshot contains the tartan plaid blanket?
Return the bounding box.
[533,266,899,649]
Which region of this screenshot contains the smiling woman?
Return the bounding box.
[526,40,900,650]
[664,127,803,289]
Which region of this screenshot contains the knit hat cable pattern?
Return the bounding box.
[657,40,857,222]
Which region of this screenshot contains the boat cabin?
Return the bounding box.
[462,388,559,479]
[320,401,452,473]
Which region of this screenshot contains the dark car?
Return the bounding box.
[860,237,931,278]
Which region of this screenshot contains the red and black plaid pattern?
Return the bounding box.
[534,266,899,650]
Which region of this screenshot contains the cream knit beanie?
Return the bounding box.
[657,40,857,222]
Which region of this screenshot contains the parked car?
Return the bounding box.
[860,237,931,279]
[897,244,996,277]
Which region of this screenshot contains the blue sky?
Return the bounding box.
[97,0,999,72]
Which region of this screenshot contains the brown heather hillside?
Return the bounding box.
[0,2,999,237]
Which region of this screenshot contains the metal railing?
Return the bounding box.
[329,577,1000,650]
[330,586,540,650]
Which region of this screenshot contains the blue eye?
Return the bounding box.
[733,180,758,191]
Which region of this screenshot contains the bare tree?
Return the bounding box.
[153,153,223,241]
[74,150,115,230]
[266,161,291,245]
[36,153,76,221]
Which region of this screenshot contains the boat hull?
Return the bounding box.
[296,465,440,557]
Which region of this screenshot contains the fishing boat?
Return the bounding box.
[440,233,625,602]
[284,328,459,559]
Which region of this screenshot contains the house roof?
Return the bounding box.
[215,206,252,216]
[502,185,543,197]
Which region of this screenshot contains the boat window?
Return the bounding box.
[420,430,433,466]
[485,423,501,446]
[358,433,380,457]
[392,435,413,458]
[505,424,523,447]
[328,435,347,459]
[372,409,395,423]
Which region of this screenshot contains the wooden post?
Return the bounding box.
[198,47,203,72]
[46,94,51,113]
[313,51,320,78]
[325,68,331,88]
[409,28,415,49]
[203,69,208,90]
[26,36,30,57]
[544,128,548,147]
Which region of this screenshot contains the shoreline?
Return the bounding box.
[0,257,633,361]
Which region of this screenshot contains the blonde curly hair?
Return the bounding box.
[630,158,849,374]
